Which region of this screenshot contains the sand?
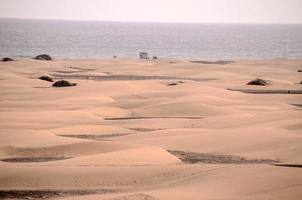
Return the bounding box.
[0,57,301,200]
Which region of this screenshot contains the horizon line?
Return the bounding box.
[1,17,302,25]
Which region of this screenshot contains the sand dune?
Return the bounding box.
[0,58,301,200]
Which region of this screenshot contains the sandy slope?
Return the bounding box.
[0,58,301,200]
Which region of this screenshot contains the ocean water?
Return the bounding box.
[0,18,302,59]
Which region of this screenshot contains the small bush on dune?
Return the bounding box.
[247,78,268,86]
[39,76,54,82]
[168,83,178,86]
[34,54,52,61]
[168,81,185,86]
[52,80,77,87]
[2,57,14,62]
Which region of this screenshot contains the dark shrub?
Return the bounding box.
[2,57,14,62]
[52,80,76,87]
[34,54,52,61]
[168,81,184,86]
[39,76,54,82]
[247,78,268,86]
[168,83,178,86]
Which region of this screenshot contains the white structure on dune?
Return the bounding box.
[139,52,149,59]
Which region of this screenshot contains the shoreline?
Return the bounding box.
[2,55,302,62]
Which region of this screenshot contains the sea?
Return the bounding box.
[0,18,302,59]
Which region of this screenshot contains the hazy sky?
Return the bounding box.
[0,0,301,23]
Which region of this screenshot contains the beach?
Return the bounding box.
[0,57,302,200]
